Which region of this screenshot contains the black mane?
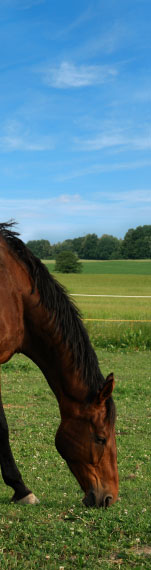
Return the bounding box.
[0,221,105,397]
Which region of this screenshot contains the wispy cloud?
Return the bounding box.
[96,189,151,204]
[1,190,151,243]
[0,120,55,152]
[1,190,150,212]
[74,133,126,151]
[74,129,151,151]
[56,159,151,182]
[73,21,128,60]
[38,61,118,89]
[56,6,92,38]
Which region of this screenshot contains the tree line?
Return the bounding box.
[26,225,151,260]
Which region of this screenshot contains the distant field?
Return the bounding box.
[44,259,151,275]
[44,260,151,350]
[81,259,151,275]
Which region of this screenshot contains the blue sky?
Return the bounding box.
[0,0,151,243]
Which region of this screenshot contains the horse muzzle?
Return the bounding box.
[83,489,113,508]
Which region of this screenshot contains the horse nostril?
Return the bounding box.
[83,490,96,507]
[104,494,113,508]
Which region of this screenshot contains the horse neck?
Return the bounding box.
[22,289,88,404]
[1,243,88,404]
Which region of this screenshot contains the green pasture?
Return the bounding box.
[0,351,151,569]
[81,260,151,275]
[44,259,151,275]
[44,262,151,350]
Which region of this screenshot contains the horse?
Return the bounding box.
[0,222,118,507]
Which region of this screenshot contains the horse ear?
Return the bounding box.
[96,373,115,405]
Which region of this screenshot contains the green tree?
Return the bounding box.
[72,236,85,258]
[61,239,74,251]
[121,226,151,258]
[97,235,122,259]
[121,229,135,258]
[27,239,52,259]
[82,233,98,259]
[51,242,62,258]
[55,251,82,273]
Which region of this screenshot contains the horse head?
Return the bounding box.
[55,373,118,507]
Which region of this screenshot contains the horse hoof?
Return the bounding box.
[12,493,40,505]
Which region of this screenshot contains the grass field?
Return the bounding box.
[0,352,151,569]
[81,260,151,275]
[44,261,151,350]
[45,259,151,275]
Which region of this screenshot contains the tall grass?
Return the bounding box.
[85,321,151,350]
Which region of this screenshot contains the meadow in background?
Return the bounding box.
[45,259,151,351]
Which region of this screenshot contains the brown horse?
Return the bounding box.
[0,222,118,507]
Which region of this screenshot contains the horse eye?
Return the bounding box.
[95,436,106,445]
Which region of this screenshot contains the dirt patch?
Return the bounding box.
[110,558,124,565]
[109,546,151,565]
[130,546,151,556]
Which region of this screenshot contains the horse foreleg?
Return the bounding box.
[0,396,39,504]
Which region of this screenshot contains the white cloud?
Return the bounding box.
[74,131,151,151]
[1,190,151,243]
[59,194,80,204]
[132,136,151,150]
[74,133,126,151]
[55,159,151,182]
[0,120,55,152]
[96,189,151,204]
[1,190,150,212]
[38,61,118,89]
